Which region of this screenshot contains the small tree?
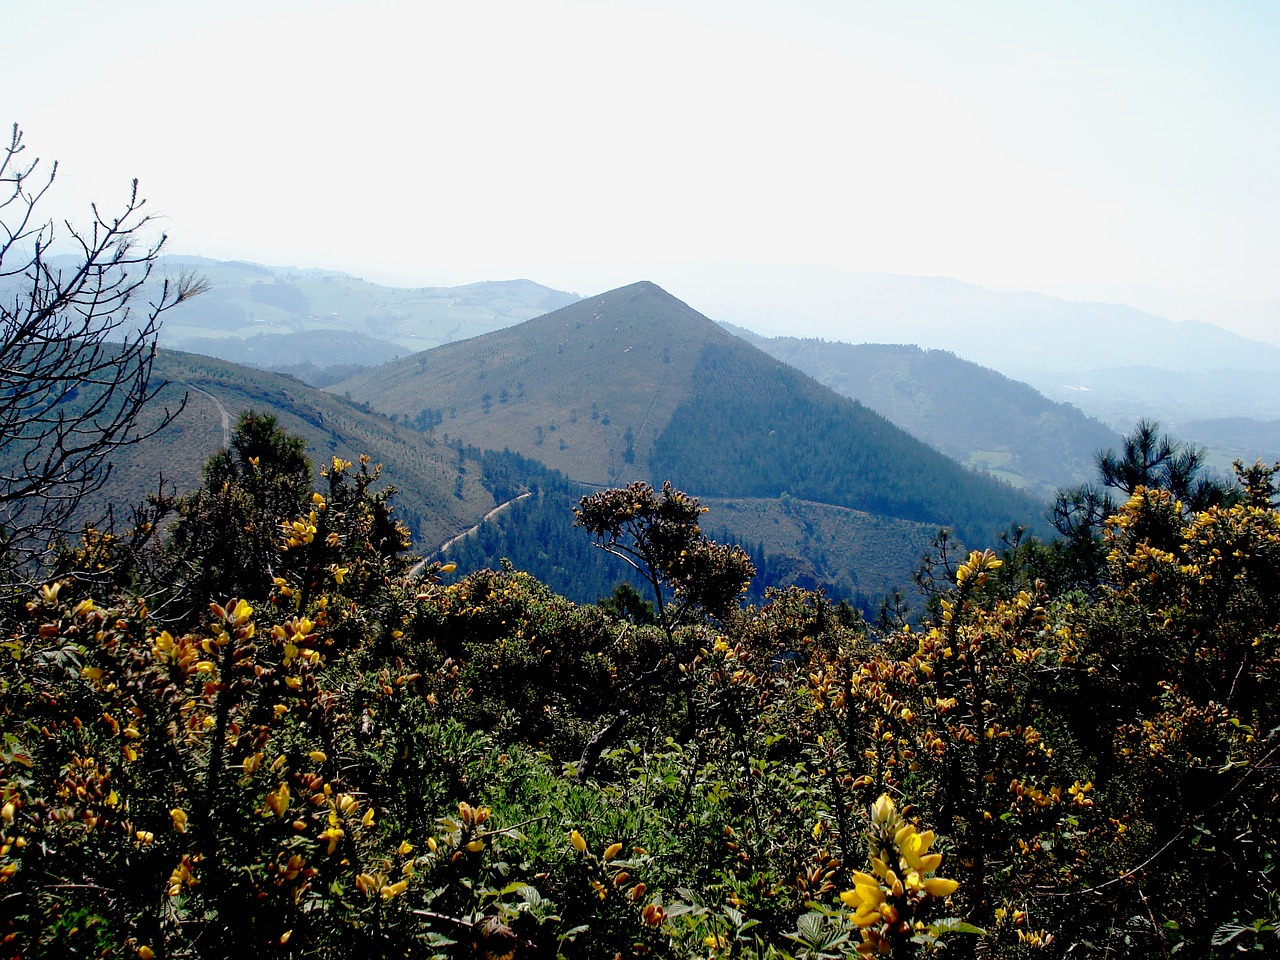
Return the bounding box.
[1047,420,1239,594]
[1096,418,1235,511]
[0,123,206,561]
[162,412,314,622]
[572,481,754,780]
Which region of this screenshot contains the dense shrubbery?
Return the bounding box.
[2,414,1278,958]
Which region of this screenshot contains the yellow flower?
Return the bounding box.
[171,808,188,833]
[320,826,344,854]
[602,842,623,861]
[264,782,291,818]
[840,872,887,928]
[872,794,896,827]
[924,877,959,897]
[570,829,587,853]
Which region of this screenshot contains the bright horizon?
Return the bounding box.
[12,0,1280,344]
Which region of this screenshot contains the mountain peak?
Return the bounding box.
[332,280,735,483]
[569,279,706,316]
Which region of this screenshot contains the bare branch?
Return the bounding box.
[0,124,204,563]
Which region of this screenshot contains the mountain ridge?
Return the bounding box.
[333,281,1048,550]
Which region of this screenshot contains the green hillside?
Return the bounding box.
[333,281,734,484]
[67,346,929,613]
[90,349,498,551]
[732,334,1121,499]
[334,282,1048,590]
[434,465,938,612]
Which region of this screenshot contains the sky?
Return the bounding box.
[9,0,1280,342]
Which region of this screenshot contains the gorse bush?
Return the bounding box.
[2,414,1278,957]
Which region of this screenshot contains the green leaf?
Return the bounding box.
[929,918,987,936]
[796,912,825,944]
[1211,922,1250,946]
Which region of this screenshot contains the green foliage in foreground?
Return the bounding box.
[1,415,1278,958]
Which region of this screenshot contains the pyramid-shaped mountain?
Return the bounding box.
[334,282,1046,548]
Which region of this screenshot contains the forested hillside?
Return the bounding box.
[436,470,939,611]
[650,341,1048,548]
[733,334,1121,499]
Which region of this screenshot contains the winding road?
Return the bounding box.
[184,382,232,448]
[439,491,533,553]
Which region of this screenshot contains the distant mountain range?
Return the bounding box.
[155,256,579,381]
[617,260,1280,432]
[51,255,1278,610]
[153,256,1280,468]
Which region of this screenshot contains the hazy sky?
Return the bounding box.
[11,0,1280,341]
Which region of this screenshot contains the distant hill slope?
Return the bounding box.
[1179,417,1280,475]
[648,338,1047,548]
[152,257,580,374]
[92,350,499,551]
[60,346,940,613]
[727,332,1121,499]
[334,281,1048,552]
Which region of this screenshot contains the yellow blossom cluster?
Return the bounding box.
[839,794,959,956]
[280,511,318,550]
